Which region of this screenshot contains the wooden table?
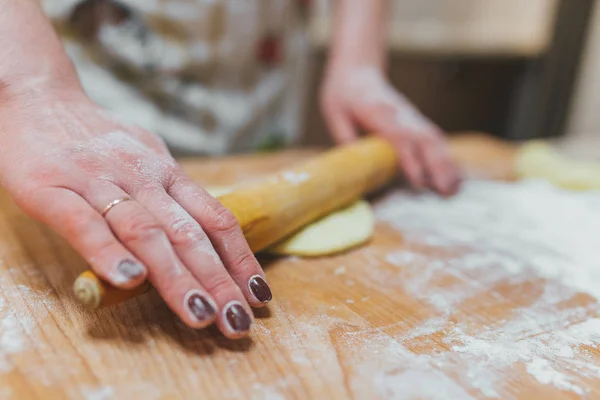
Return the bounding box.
[0,134,598,399]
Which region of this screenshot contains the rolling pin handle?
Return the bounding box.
[73,272,103,309]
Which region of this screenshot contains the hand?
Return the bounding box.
[0,87,272,339]
[320,66,462,196]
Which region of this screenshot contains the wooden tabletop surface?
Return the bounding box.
[0,133,598,400]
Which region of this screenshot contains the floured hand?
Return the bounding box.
[0,89,271,339]
[320,66,462,196]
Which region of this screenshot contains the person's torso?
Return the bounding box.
[44,0,311,155]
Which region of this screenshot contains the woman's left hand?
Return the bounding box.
[320,66,462,196]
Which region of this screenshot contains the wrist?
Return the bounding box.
[327,40,386,73]
[0,0,85,104]
[324,58,385,84]
[0,66,87,108]
[328,0,388,74]
[327,28,387,73]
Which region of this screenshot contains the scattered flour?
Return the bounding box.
[281,171,310,185]
[334,266,347,275]
[371,179,600,397]
[82,385,115,400]
[0,386,12,399]
[249,383,285,400]
[526,358,585,395]
[0,281,37,373]
[1,179,600,398]
[375,180,600,302]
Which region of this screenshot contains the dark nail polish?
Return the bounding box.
[225,303,252,332]
[187,293,216,322]
[248,275,272,303]
[116,259,144,280]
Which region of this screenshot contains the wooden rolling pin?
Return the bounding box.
[73,137,398,309]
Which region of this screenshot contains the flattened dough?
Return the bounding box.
[515,141,600,190]
[206,186,375,256]
[267,200,374,256]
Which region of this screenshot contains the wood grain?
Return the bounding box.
[0,133,597,400]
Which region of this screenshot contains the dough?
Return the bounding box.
[266,200,374,257]
[515,141,600,191]
[206,186,375,256]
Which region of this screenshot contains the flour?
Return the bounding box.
[0,281,36,373]
[281,171,310,185]
[333,266,346,275]
[0,386,12,399]
[73,130,175,181]
[249,383,285,400]
[3,176,600,398]
[1,314,30,356]
[371,179,600,396]
[526,358,585,395]
[375,180,600,300]
[82,385,115,400]
[0,266,79,389]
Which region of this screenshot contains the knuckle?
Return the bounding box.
[163,168,185,191]
[119,212,163,243]
[92,238,121,263]
[170,219,206,247]
[63,209,98,236]
[155,279,183,303]
[204,273,235,296]
[207,205,239,234]
[161,160,179,177]
[229,251,258,275]
[135,183,164,198]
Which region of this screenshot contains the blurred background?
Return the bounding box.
[44,0,600,157]
[302,0,599,154]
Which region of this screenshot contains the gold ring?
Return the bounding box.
[101,196,132,217]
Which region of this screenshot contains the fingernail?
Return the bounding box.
[186,292,216,323]
[248,275,272,303]
[112,259,145,284]
[224,302,252,333]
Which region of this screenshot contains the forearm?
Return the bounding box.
[0,0,80,94]
[327,0,389,70]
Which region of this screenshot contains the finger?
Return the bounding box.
[416,133,458,195]
[421,130,464,196]
[393,139,426,189]
[322,105,358,144]
[20,187,147,289]
[447,167,463,195]
[168,176,272,307]
[136,188,255,338]
[84,183,218,329]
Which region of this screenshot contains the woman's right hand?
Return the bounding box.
[0,84,272,339]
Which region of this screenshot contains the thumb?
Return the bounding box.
[322,105,359,145]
